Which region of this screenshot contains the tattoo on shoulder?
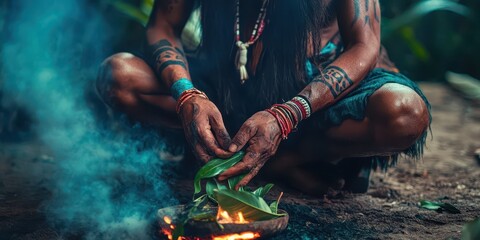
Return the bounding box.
[312,66,353,98]
[150,39,188,75]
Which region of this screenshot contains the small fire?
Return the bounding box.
[212,232,260,240]
[161,209,260,240]
[216,207,249,224]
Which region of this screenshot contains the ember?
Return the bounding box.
[162,215,178,240]
[164,216,172,225]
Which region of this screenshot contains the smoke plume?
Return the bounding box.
[1,0,177,238]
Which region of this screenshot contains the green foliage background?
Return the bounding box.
[380,0,480,81]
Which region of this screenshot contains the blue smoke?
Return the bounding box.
[1,0,177,238]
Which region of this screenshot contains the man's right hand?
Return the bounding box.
[178,96,233,163]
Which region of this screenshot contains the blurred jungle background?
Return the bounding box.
[0,0,479,239]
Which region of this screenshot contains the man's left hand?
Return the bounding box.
[218,111,282,189]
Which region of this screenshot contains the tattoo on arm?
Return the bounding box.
[364,0,371,27]
[373,0,380,23]
[351,0,360,27]
[150,39,188,75]
[350,0,380,28]
[313,66,353,98]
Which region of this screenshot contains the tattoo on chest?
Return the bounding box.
[313,66,353,98]
[151,39,188,75]
[351,0,380,28]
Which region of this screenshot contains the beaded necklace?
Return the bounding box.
[234,0,269,84]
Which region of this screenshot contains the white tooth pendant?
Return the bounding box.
[234,0,269,84]
[235,41,249,84]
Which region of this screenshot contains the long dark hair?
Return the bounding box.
[147,0,161,27]
[200,0,330,115]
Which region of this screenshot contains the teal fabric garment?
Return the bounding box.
[317,68,431,128]
[301,39,431,170]
[308,68,432,170]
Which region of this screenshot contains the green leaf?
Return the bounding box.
[382,0,472,39]
[111,2,149,26]
[215,189,285,221]
[399,27,430,62]
[253,187,264,196]
[171,195,210,239]
[193,151,245,196]
[253,183,274,197]
[192,194,208,205]
[186,195,212,222]
[140,0,154,15]
[420,200,442,210]
[206,180,218,202]
[446,72,480,101]
[420,200,461,214]
[228,174,246,190]
[206,179,227,202]
[269,201,278,214]
[270,192,283,214]
[462,217,480,240]
[190,212,216,222]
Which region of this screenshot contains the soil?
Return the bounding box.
[1,83,479,240]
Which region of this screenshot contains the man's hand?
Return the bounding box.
[179,96,233,162]
[218,111,282,189]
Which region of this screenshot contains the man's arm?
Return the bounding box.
[147,0,233,162]
[299,0,381,111]
[146,0,194,90]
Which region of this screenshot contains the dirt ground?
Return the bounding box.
[1,83,479,240]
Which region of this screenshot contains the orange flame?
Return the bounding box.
[161,215,175,240]
[213,232,260,240]
[164,216,172,225]
[161,210,261,240]
[216,207,249,224]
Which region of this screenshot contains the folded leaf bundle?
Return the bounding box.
[193,151,245,196]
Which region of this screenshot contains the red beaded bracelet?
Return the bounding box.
[175,88,208,114]
[266,109,289,139]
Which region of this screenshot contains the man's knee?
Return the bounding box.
[368,83,430,149]
[97,53,144,108]
[100,53,140,91]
